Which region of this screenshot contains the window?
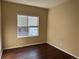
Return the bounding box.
[17,15,39,38]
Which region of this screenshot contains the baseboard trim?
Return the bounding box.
[3,42,79,59]
[4,42,46,50]
[47,42,79,59]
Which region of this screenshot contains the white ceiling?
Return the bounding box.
[4,0,69,8]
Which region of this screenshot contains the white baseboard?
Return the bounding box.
[3,42,79,59]
[4,42,46,50]
[47,42,79,59]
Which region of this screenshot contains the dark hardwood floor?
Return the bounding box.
[2,43,77,59]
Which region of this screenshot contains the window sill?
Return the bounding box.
[17,35,39,38]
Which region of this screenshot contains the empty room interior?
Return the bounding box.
[0,0,79,59]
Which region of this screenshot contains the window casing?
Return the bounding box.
[17,15,39,38]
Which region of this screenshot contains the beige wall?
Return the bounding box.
[76,0,79,57]
[48,0,79,58]
[0,0,1,50]
[2,1,48,49]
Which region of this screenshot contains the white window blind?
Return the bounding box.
[17,15,39,38]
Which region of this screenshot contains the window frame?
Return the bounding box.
[17,14,40,38]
